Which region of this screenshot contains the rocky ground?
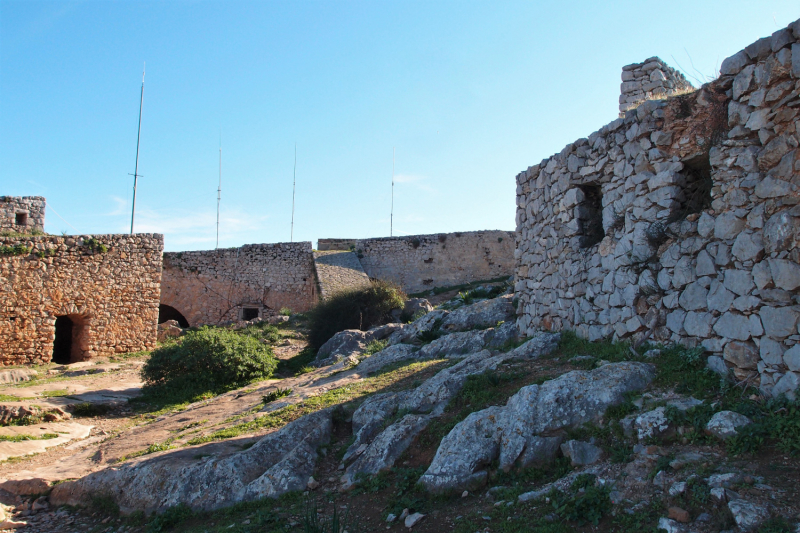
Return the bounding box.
[0,284,798,532]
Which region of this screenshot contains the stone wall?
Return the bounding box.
[0,234,163,365]
[515,19,800,398]
[160,242,317,326]
[313,251,371,299]
[619,57,694,116]
[0,197,45,234]
[354,230,515,294]
[317,239,357,251]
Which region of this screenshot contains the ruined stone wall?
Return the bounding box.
[354,230,515,294]
[0,197,45,233]
[619,58,694,116]
[317,239,357,251]
[515,19,800,398]
[161,242,317,326]
[0,234,163,365]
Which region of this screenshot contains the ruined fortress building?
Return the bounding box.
[1,196,164,365]
[0,196,45,234]
[160,230,515,327]
[514,19,800,398]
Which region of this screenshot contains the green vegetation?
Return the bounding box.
[70,402,112,417]
[0,432,58,442]
[727,397,800,456]
[279,307,293,316]
[121,440,175,462]
[83,237,109,253]
[302,498,357,533]
[263,388,292,404]
[34,248,57,258]
[407,276,510,298]
[141,327,278,406]
[418,369,524,450]
[187,359,446,445]
[237,322,281,345]
[546,474,611,526]
[147,503,194,532]
[363,339,388,356]
[0,243,31,256]
[275,346,317,377]
[307,280,405,351]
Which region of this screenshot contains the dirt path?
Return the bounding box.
[0,343,383,491]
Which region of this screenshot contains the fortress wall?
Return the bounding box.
[160,242,317,326]
[0,234,163,365]
[514,19,800,398]
[0,196,46,234]
[353,230,515,294]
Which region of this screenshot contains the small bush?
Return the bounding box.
[141,327,277,403]
[363,339,388,356]
[279,307,292,316]
[307,280,405,351]
[263,387,292,403]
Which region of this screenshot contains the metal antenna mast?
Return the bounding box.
[216,131,222,248]
[129,63,145,234]
[291,143,296,242]
[390,147,395,237]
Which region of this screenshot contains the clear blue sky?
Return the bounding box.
[2,1,797,251]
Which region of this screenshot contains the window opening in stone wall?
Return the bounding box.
[241,307,259,321]
[682,155,713,215]
[15,213,27,227]
[577,185,605,248]
[53,315,86,364]
[158,304,190,328]
[671,154,713,223]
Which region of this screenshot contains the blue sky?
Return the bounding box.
[2,1,798,251]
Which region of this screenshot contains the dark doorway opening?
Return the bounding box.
[577,184,606,248]
[53,316,74,364]
[15,213,28,227]
[158,304,190,328]
[241,307,260,321]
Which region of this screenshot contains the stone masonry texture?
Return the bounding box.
[619,57,694,116]
[313,250,371,299]
[515,18,800,398]
[0,196,45,234]
[353,230,515,294]
[160,242,317,326]
[0,234,164,365]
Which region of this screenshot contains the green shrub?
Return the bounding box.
[279,307,292,316]
[263,387,292,403]
[141,327,277,403]
[307,280,405,351]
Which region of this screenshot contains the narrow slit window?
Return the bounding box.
[577,185,605,248]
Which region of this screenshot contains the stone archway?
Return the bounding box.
[158,304,190,328]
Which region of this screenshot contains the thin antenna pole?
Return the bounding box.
[291,143,296,242]
[390,147,394,237]
[216,131,222,248]
[130,63,145,234]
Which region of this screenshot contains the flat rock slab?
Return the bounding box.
[0,369,38,384]
[0,422,93,462]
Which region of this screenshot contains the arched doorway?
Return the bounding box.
[158,304,190,328]
[52,315,87,364]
